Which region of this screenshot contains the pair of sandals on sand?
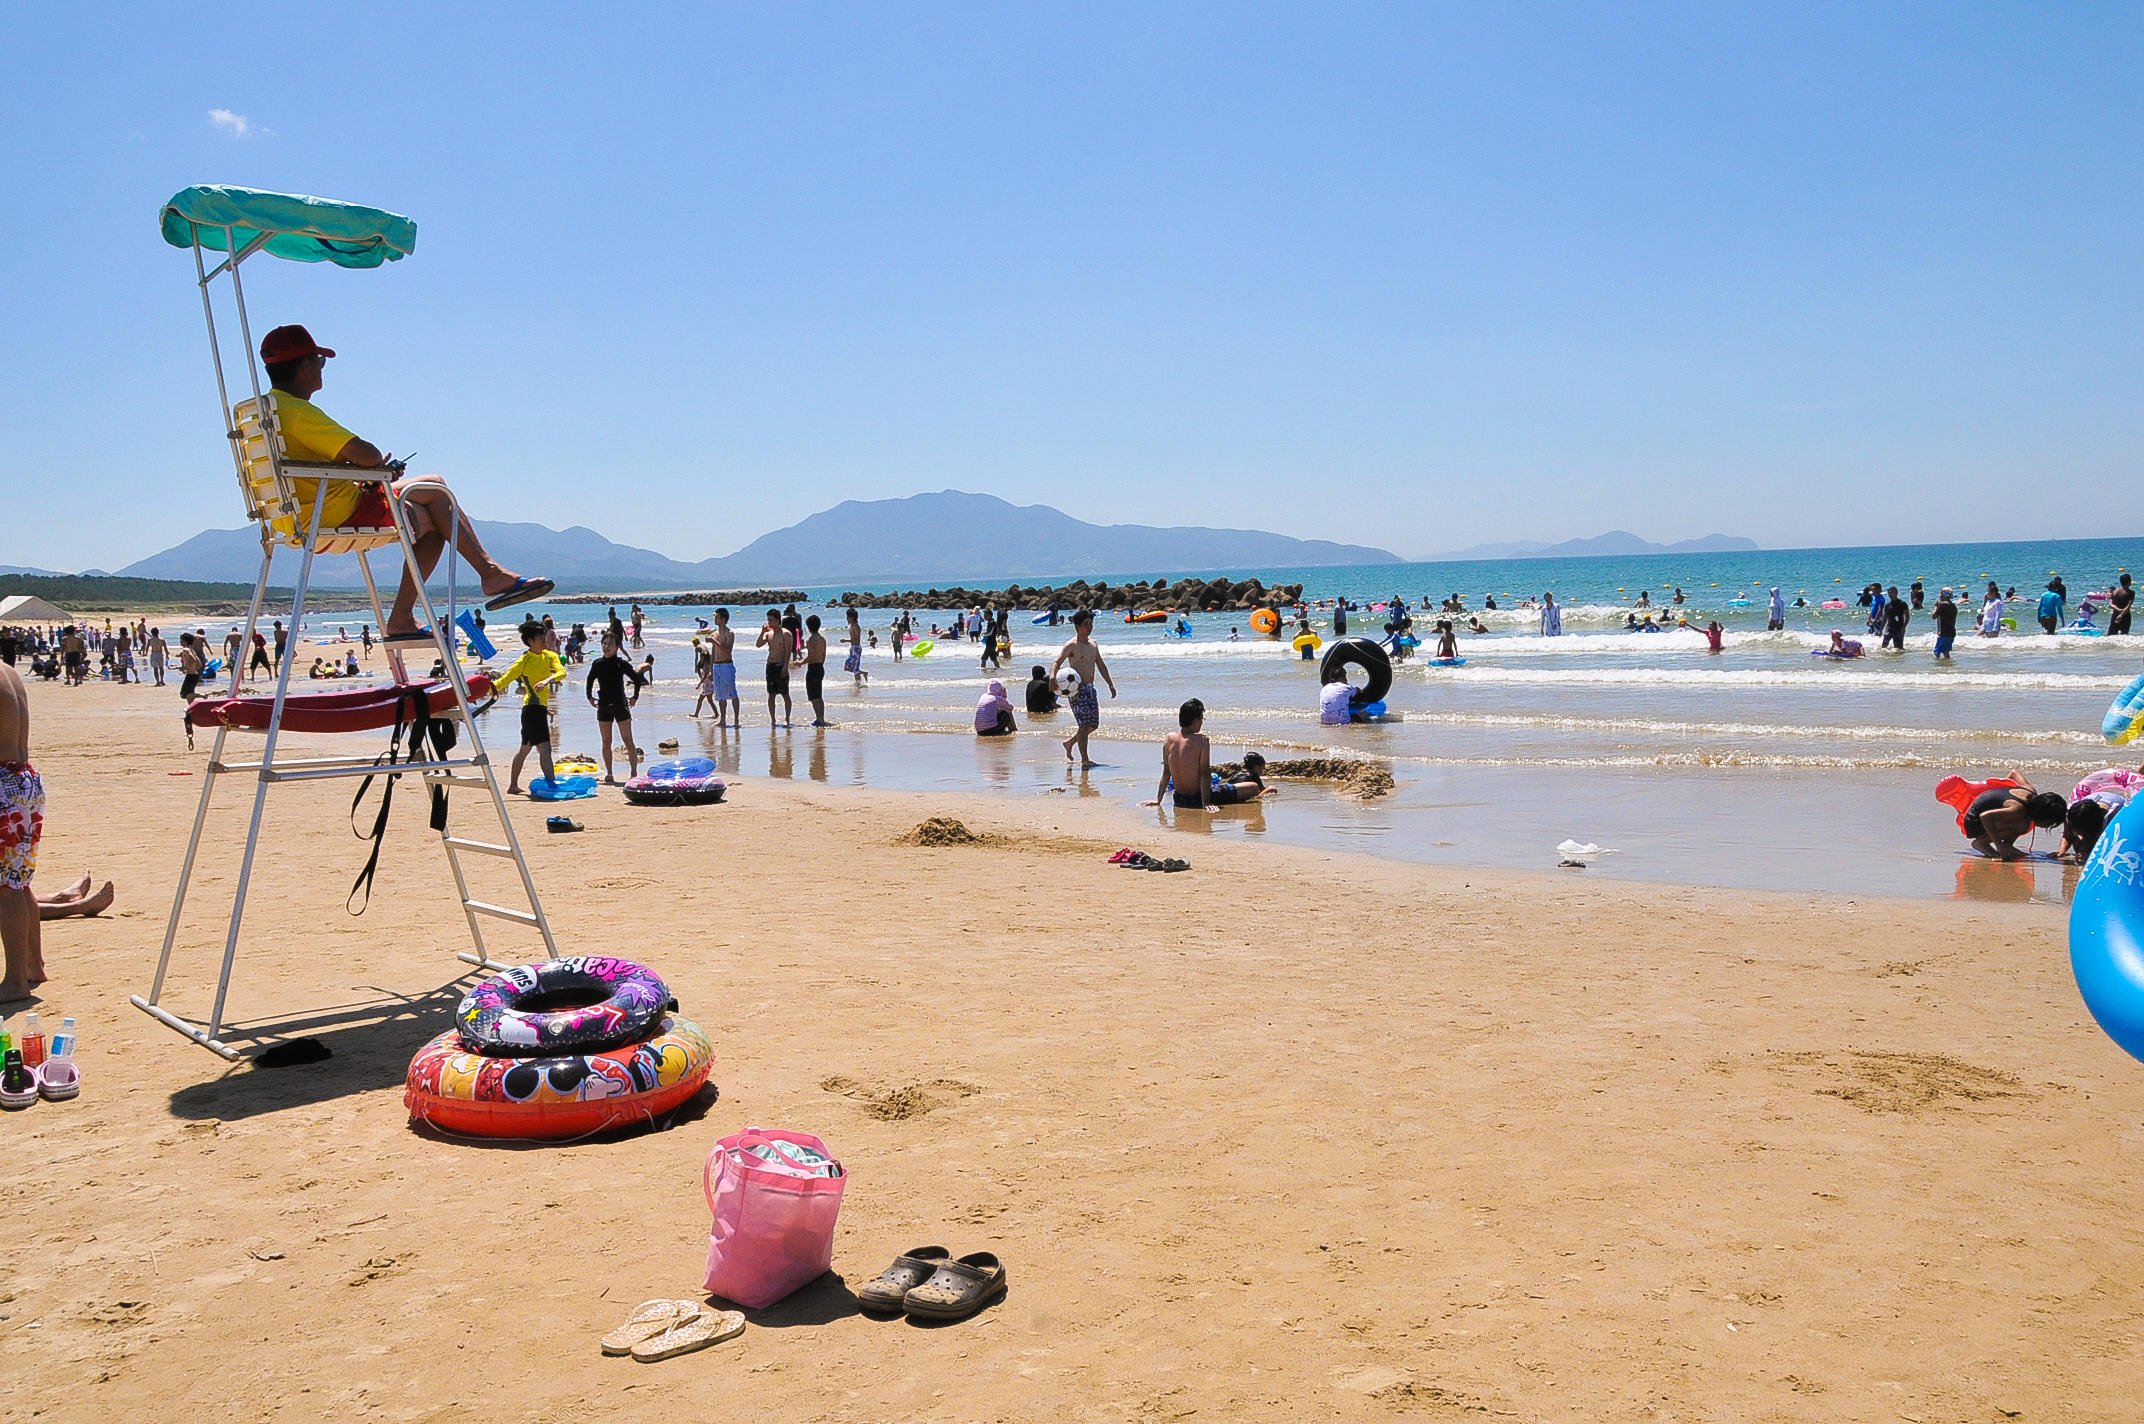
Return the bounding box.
[857,1248,1008,1321]
[0,1058,79,1110]
[600,1299,745,1362]
[1109,849,1189,872]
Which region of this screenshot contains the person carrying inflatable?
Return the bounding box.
[1935,770,2066,860]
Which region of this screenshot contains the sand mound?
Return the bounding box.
[1215,756,1395,799]
[897,817,1007,847]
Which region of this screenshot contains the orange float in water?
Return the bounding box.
[1249,608,1281,635]
[405,1014,713,1139]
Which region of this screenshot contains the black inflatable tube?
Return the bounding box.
[1319,636,1392,710]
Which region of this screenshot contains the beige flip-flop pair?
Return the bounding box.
[600,1298,745,1362]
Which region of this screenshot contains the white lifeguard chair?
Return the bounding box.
[133,185,558,1060]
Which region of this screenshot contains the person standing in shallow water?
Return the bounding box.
[1049,609,1117,770]
[1932,588,1959,660]
[1539,592,1562,637]
[2111,574,2135,637]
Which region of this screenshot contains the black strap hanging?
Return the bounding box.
[346,685,458,913]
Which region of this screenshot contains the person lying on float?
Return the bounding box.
[257,324,552,644]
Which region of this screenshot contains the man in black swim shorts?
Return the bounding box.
[755,607,795,726]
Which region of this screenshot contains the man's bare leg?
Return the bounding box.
[384,481,526,635]
[599,720,617,784]
[40,882,112,920]
[0,886,42,999]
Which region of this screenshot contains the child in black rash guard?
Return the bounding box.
[585,632,647,784]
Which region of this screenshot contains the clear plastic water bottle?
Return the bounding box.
[20,1012,41,1068]
[0,1014,11,1060]
[50,1017,76,1060]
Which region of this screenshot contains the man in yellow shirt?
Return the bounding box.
[492,618,567,795]
[257,325,552,644]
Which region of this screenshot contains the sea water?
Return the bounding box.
[306,536,2144,903]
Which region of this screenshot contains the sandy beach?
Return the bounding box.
[0,675,2138,1421]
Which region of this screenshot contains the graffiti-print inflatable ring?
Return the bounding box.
[455,957,672,1056]
[407,1014,713,1139]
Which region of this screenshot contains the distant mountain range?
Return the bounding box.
[114,490,1401,590]
[1432,531,1759,561]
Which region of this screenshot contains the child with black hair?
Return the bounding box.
[497,618,567,795]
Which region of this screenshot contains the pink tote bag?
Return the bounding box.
[702,1127,846,1309]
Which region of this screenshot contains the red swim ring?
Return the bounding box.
[405,1013,713,1139]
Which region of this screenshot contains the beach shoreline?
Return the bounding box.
[3,680,2139,1420]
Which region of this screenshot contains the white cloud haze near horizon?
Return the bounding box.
[1,5,2138,574]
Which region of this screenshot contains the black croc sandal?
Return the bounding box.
[901,1251,1008,1321]
[857,1247,951,1314]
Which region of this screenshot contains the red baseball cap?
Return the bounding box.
[259,324,335,364]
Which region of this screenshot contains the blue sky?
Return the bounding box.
[2,3,2138,571]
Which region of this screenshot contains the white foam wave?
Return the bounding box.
[1390,710,2103,744]
[1425,666,2128,691]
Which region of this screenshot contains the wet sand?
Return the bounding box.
[3,678,2142,1421]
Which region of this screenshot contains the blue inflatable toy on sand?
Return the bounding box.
[2070,795,2144,1063]
[528,774,598,801]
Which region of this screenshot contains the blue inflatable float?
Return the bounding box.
[2103,672,2144,746]
[528,774,598,801]
[2069,794,2144,1063]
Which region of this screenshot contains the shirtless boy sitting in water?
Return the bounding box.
[1143,699,1273,811]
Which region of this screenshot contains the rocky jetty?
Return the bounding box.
[834,576,1304,613]
[551,589,807,607]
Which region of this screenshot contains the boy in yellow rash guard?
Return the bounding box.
[495,619,567,794]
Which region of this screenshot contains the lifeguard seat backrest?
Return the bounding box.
[230,395,302,541]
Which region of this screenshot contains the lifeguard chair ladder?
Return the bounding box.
[132,185,557,1060]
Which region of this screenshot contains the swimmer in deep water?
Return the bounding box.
[1961,771,2068,860]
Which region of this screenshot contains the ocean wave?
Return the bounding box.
[1422,666,2130,691]
[1387,710,2104,744]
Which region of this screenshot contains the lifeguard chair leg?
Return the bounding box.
[204,478,332,1044]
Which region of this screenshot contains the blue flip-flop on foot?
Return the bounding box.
[484,576,555,612]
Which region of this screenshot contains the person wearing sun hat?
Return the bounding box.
[256,324,552,643]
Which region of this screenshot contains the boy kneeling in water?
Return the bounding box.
[1143,699,1273,811]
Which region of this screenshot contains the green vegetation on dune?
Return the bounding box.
[0,573,293,612]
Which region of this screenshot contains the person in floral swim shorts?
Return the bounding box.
[0,661,46,1001]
